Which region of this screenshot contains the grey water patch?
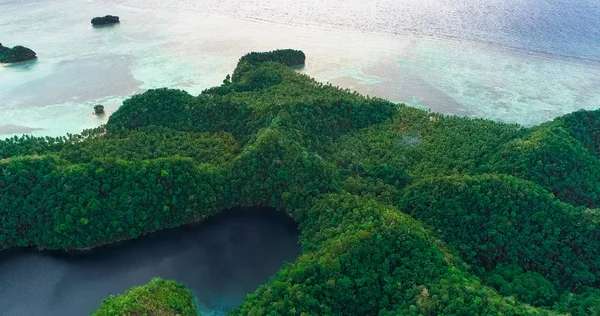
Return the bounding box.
[2,55,142,109]
[0,124,43,135]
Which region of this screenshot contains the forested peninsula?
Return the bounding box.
[1,49,599,315]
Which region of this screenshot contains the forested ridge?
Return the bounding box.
[1,49,599,315]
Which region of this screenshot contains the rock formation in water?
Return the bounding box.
[94,105,105,115]
[0,43,37,64]
[91,15,120,26]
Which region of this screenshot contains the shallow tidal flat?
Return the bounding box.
[0,0,599,139]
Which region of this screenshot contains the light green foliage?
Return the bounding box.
[91,278,198,315]
[2,49,599,314]
[553,288,600,316]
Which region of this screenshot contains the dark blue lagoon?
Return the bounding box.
[0,207,301,316]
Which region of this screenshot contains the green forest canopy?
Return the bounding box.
[1,49,599,315]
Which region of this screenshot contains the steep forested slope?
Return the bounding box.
[1,49,599,315]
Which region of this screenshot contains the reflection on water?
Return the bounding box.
[0,207,301,316]
[0,0,599,138]
[108,0,600,62]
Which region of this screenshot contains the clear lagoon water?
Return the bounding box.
[1,0,599,138]
[0,207,301,315]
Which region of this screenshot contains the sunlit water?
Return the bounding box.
[0,0,599,138]
[0,207,301,316]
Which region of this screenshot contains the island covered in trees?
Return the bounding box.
[0,43,37,64]
[91,15,120,26]
[1,49,599,315]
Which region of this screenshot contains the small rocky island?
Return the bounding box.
[0,43,37,64]
[91,15,120,26]
[93,104,105,115]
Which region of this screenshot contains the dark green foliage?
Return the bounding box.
[403,111,526,177]
[232,49,305,82]
[91,277,198,315]
[2,49,599,314]
[235,61,283,91]
[0,43,37,63]
[229,125,339,213]
[0,135,66,159]
[486,264,559,306]
[556,110,600,156]
[0,156,230,250]
[239,49,305,66]
[401,174,600,290]
[106,88,196,132]
[236,194,552,316]
[490,124,600,207]
[91,15,120,26]
[58,127,239,164]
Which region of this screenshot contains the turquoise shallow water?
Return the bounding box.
[1,0,599,138]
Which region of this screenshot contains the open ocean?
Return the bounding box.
[1,0,599,137]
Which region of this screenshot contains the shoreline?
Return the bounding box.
[0,205,298,255]
[1,0,599,137]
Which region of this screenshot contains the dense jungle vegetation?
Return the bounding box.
[91,278,197,316]
[1,48,599,315]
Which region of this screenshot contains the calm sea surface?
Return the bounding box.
[0,0,599,137]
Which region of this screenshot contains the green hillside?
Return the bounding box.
[1,49,598,315]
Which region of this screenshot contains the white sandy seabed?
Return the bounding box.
[0,0,599,138]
